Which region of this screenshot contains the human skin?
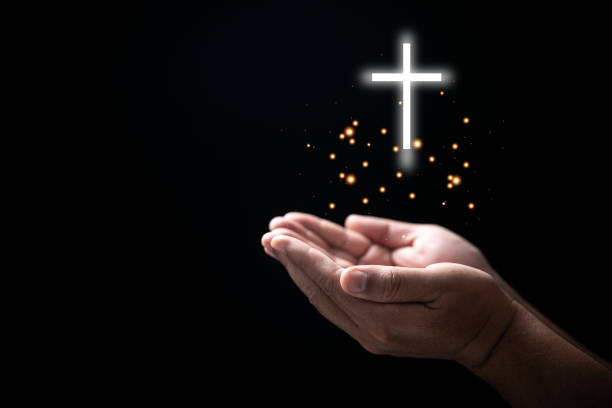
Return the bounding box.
[266,213,608,369]
[261,212,612,406]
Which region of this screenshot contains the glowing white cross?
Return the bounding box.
[372,43,441,149]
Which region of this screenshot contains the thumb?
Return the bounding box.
[340,265,439,303]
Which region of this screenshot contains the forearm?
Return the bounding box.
[485,264,611,370]
[467,302,612,407]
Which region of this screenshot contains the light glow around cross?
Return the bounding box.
[371,43,442,149]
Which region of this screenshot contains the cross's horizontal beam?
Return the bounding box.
[372,73,442,82]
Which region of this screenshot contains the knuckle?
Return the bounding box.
[303,285,321,305]
[381,268,401,301]
[471,271,496,295]
[310,260,332,293]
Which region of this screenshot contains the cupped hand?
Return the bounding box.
[266,212,494,274]
[261,233,516,366]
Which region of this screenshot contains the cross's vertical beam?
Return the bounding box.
[403,43,411,150]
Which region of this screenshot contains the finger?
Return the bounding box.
[270,235,368,314]
[272,217,359,264]
[262,230,354,267]
[262,232,279,259]
[345,214,420,249]
[339,264,441,304]
[269,216,331,250]
[270,217,358,265]
[284,212,370,258]
[391,246,427,267]
[267,236,362,339]
[357,243,393,265]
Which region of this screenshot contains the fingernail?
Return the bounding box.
[345,270,367,293]
[270,237,284,253]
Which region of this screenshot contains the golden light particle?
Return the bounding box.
[409,192,416,200]
[398,101,402,105]
[401,234,407,239]
[428,155,435,163]
[447,182,453,189]
[352,120,359,127]
[346,174,356,185]
[306,143,311,148]
[329,153,336,160]
[395,171,403,179]
[329,202,336,209]
[379,186,386,193]
[452,175,462,186]
[381,128,388,135]
[362,161,369,168]
[413,139,423,149]
[440,91,445,95]
[442,201,447,206]
[463,117,470,124]
[362,197,369,205]
[463,161,470,168]
[339,172,346,179]
[366,142,371,147]
[447,174,454,181]
[451,143,459,150]
[345,126,355,136]
[339,133,346,140]
[349,138,356,145]
[468,202,475,210]
[393,145,400,152]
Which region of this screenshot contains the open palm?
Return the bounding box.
[265,212,493,275]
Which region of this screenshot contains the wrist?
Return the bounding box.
[454,296,518,368]
[464,301,612,406]
[465,300,524,373]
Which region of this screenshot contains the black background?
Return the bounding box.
[105,1,610,403]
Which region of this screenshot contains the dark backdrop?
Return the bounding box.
[105,1,610,402]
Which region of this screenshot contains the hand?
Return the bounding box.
[261,234,516,366]
[267,212,494,275]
